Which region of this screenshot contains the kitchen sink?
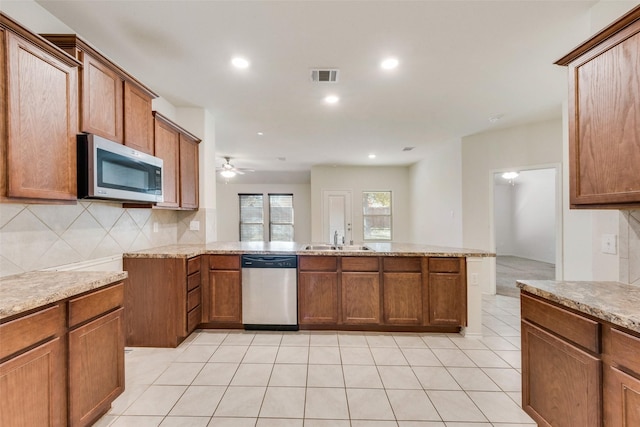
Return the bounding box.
[335,245,372,251]
[304,244,337,250]
[303,244,372,251]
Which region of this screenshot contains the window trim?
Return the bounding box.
[362,190,392,242]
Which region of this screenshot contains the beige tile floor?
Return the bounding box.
[95,294,535,427]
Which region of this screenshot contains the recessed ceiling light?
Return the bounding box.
[231,57,249,69]
[324,95,339,104]
[381,57,399,70]
[257,132,264,136]
[489,114,504,123]
[368,154,376,159]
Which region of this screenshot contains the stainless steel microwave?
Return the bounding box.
[77,134,163,203]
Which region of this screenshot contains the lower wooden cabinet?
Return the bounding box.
[382,272,422,325]
[521,319,601,427]
[428,258,466,326]
[299,271,339,324]
[0,337,66,427]
[604,365,640,426]
[341,272,380,324]
[205,255,242,325]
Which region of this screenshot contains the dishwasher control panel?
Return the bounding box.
[241,255,297,269]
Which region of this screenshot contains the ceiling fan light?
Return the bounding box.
[220,170,236,178]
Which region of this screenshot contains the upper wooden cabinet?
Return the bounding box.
[42,34,157,154]
[556,7,640,208]
[1,14,79,202]
[153,112,201,210]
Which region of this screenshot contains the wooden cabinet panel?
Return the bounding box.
[123,80,154,154]
[604,365,640,427]
[4,29,78,200]
[0,337,66,427]
[68,308,124,427]
[557,8,640,208]
[207,270,241,324]
[299,256,338,271]
[80,51,123,142]
[383,257,421,272]
[68,283,123,328]
[0,304,64,360]
[342,272,380,324]
[383,272,422,325]
[521,320,601,427]
[179,134,199,209]
[342,256,379,272]
[153,114,180,208]
[429,258,461,273]
[608,327,640,375]
[298,272,339,324]
[210,255,241,270]
[429,273,465,326]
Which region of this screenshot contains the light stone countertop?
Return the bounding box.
[517,280,640,334]
[0,271,128,320]
[123,242,495,259]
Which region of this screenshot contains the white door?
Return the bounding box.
[323,190,352,244]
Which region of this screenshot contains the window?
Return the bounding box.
[269,194,294,242]
[363,191,392,240]
[239,194,264,241]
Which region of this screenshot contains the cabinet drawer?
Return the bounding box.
[187,287,201,312]
[608,327,640,375]
[521,293,600,353]
[299,256,338,271]
[0,305,65,360]
[68,283,124,328]
[342,257,379,272]
[187,256,201,275]
[187,306,201,332]
[383,257,422,272]
[187,272,201,291]
[429,258,461,273]
[209,255,240,270]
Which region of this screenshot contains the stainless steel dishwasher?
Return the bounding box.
[241,255,298,330]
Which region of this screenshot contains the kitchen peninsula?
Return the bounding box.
[123,242,493,347]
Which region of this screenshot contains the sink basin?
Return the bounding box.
[335,245,372,251]
[304,244,337,250]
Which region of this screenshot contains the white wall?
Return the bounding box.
[310,166,411,243]
[216,183,311,243]
[409,140,463,247]
[495,169,556,264]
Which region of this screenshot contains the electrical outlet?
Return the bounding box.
[470,273,479,286]
[189,220,200,231]
[601,234,617,254]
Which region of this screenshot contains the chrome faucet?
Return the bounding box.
[333,230,338,246]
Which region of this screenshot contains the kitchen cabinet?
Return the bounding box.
[153,112,201,210]
[521,292,602,427]
[298,256,339,325]
[42,34,157,154]
[1,14,79,202]
[428,257,466,326]
[0,305,66,427]
[556,7,640,208]
[67,283,124,427]
[341,257,380,325]
[123,256,201,347]
[382,257,423,325]
[603,326,640,426]
[205,255,242,326]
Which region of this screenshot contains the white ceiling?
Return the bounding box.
[18,1,604,180]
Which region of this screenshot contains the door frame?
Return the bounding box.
[321,189,353,245]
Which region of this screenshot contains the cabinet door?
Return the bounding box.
[429,273,465,326]
[68,308,124,427]
[298,272,338,324]
[0,337,66,427]
[604,365,640,427]
[80,51,123,142]
[568,24,640,207]
[179,134,199,209]
[207,271,241,323]
[521,320,601,427]
[154,118,180,208]
[342,272,380,324]
[383,272,422,325]
[123,80,154,154]
[5,31,78,200]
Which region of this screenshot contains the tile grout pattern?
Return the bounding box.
[95,294,534,427]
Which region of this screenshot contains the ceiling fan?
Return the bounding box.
[217,157,252,178]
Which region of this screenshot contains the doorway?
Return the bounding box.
[492,167,559,297]
[322,190,352,245]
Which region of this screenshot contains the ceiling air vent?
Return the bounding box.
[310,69,339,83]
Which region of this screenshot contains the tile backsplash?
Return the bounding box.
[620,210,640,286]
[0,201,199,277]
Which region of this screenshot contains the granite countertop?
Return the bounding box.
[123,242,495,259]
[517,280,640,333]
[0,271,128,320]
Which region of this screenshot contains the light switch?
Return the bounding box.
[189,220,200,231]
[601,234,617,254]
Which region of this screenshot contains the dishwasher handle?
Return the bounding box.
[241,255,297,268]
